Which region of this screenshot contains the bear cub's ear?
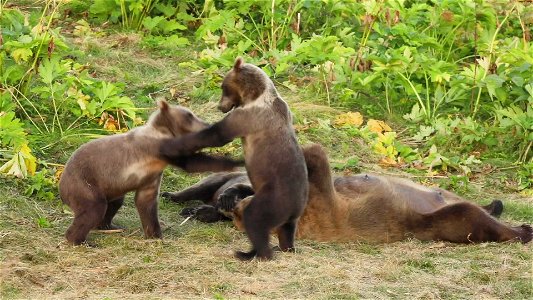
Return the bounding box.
[233,57,244,71]
[157,100,169,112]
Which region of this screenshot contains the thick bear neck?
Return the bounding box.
[242,89,277,109]
[133,124,174,139]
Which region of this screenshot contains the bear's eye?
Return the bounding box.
[186,112,193,119]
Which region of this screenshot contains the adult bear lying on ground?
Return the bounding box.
[59,100,241,245]
[163,144,532,244]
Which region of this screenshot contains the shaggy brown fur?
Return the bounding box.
[59,100,241,245]
[160,58,308,260]
[165,144,532,244]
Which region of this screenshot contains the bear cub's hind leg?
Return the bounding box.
[276,220,297,252]
[97,196,125,230]
[66,199,107,245]
[235,196,276,261]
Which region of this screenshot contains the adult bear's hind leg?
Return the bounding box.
[418,202,532,243]
[481,199,503,218]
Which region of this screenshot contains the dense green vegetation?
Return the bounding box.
[1,0,531,192]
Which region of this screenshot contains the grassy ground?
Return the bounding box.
[1,28,532,299]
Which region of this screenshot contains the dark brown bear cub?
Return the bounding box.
[59,100,240,245]
[160,58,309,261]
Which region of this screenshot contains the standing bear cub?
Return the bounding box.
[59,100,241,245]
[160,58,309,261]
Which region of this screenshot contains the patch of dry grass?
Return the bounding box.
[1,177,532,299]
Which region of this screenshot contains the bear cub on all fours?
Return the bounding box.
[160,58,309,261]
[59,100,241,245]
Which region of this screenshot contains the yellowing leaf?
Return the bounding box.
[105,120,118,131]
[0,144,37,178]
[54,167,64,182]
[77,97,88,111]
[377,131,397,145]
[133,117,145,126]
[11,48,33,63]
[379,157,397,166]
[68,87,91,112]
[367,119,392,133]
[20,144,36,176]
[373,142,388,156]
[169,87,177,98]
[102,114,119,131]
[98,112,108,125]
[334,112,364,127]
[476,57,490,72]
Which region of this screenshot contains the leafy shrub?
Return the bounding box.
[1,4,137,179]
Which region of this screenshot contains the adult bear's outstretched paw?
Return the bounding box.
[180,205,224,223]
[218,189,241,212]
[517,224,532,243]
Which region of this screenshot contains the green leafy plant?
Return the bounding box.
[497,105,532,163]
[517,163,533,191]
[90,0,157,31]
[1,4,138,179]
[24,169,57,201]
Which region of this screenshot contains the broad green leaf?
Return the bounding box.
[154,3,177,17]
[175,12,196,22]
[159,19,187,33]
[0,111,27,148]
[0,92,15,112]
[403,103,424,122]
[511,76,525,87]
[525,84,533,98]
[142,16,165,32]
[102,96,136,119]
[129,2,144,14]
[495,87,508,102]
[413,125,435,142]
[164,35,190,47]
[38,58,58,84]
[360,72,379,86]
[1,65,25,83]
[89,0,116,14]
[94,82,118,102]
[484,74,505,97]
[18,35,32,43]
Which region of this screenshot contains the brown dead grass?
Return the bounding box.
[1,181,532,299]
